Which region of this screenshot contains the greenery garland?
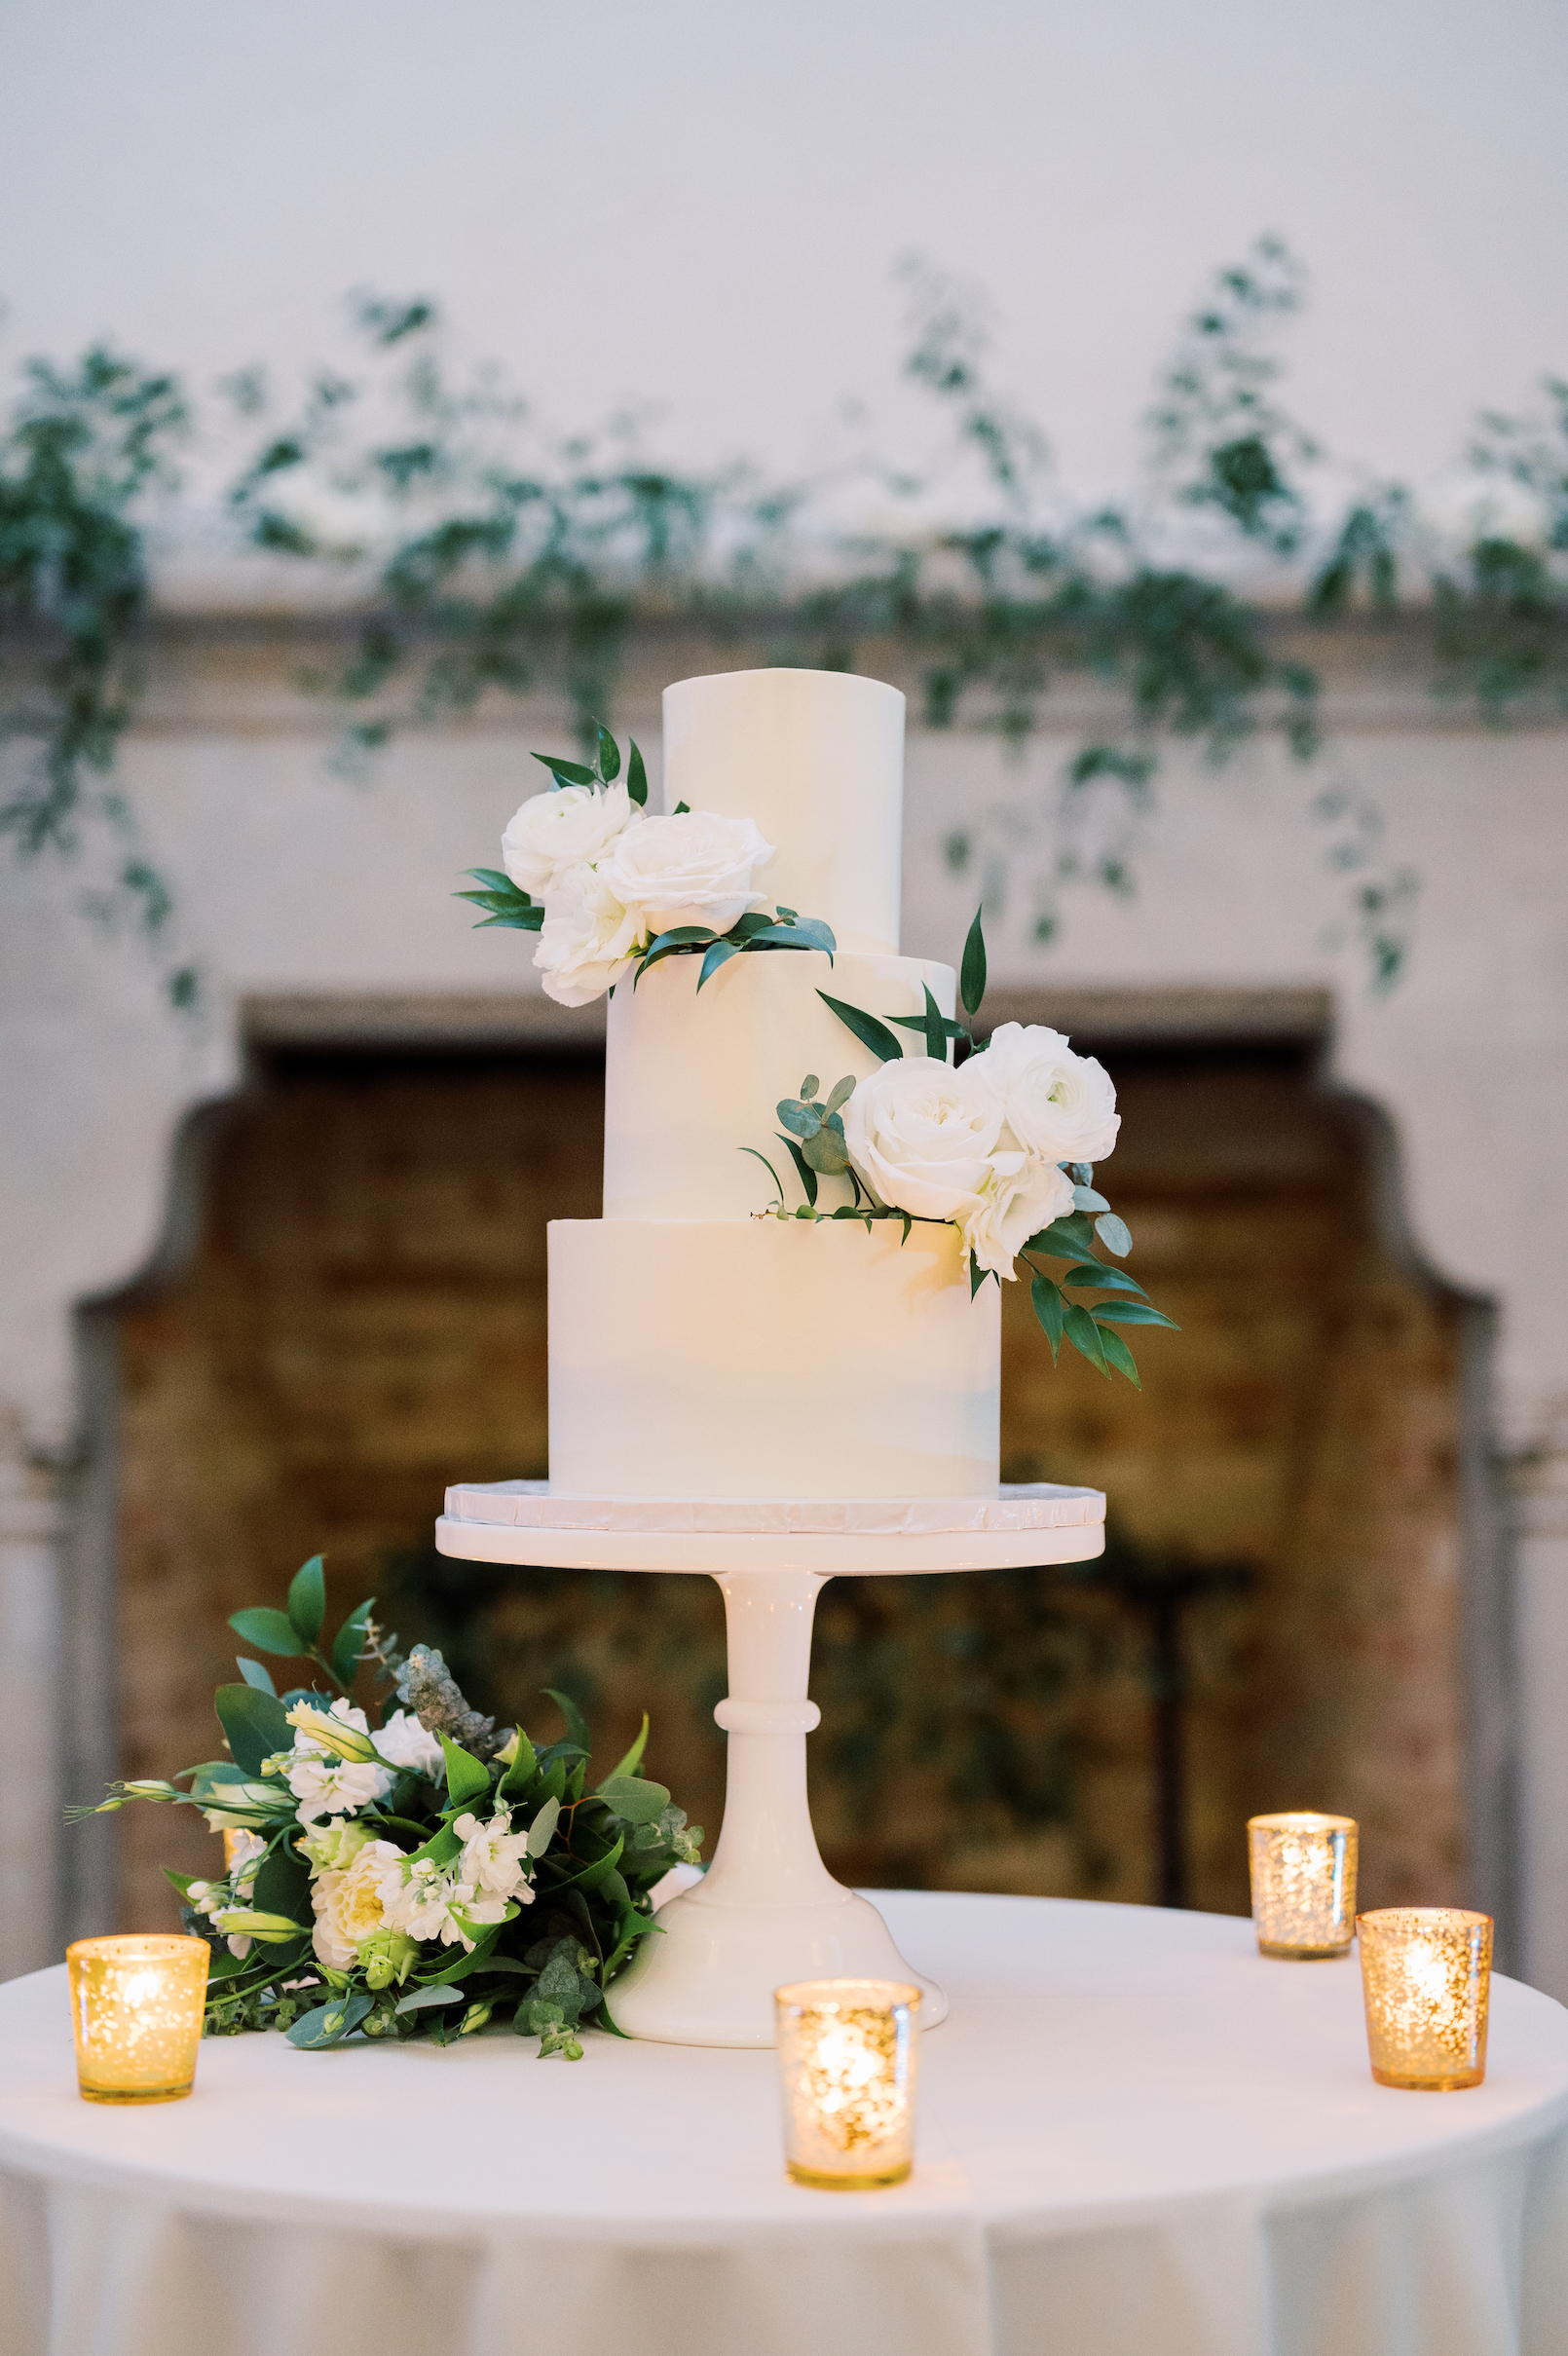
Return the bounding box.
[4,243,1565,1010]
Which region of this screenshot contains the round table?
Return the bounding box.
[3,1894,1566,2356]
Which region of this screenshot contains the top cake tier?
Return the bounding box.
[662,667,905,954]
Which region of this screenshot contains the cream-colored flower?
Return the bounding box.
[957,1155,1076,1279]
[972,1023,1120,1165]
[298,1817,374,1874]
[533,866,643,1007]
[373,1708,446,1780]
[310,1837,405,1970]
[455,1810,533,1899]
[501,781,640,899]
[841,1056,1002,1222]
[597,809,773,940]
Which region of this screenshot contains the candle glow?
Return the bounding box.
[1248,1813,1358,1958]
[1359,1908,1493,2091]
[66,1933,209,2105]
[774,1979,920,2189]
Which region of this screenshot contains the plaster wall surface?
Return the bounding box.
[2,625,1564,1987]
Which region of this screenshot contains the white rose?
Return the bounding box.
[533,866,643,1007]
[973,1023,1120,1164]
[374,1708,446,1781]
[311,1837,405,1969]
[597,809,774,940]
[501,781,640,899]
[958,1155,1076,1279]
[841,1056,1003,1221]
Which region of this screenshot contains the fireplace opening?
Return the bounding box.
[81,1010,1499,1946]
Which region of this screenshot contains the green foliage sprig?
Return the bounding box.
[77,1562,703,2057]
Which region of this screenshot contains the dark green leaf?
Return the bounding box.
[923,983,950,1060]
[1059,1263,1148,1298]
[252,1843,311,1920]
[542,1688,591,1756]
[749,917,836,957]
[1023,1214,1099,1261]
[888,1012,968,1040]
[594,721,620,782]
[439,1734,492,1806]
[738,1146,786,1206]
[287,1990,374,2048]
[817,991,902,1063]
[531,752,596,788]
[776,1134,819,1207]
[600,1714,650,1785]
[634,926,717,983]
[727,910,777,943]
[1090,1301,1180,1328]
[237,1657,277,1696]
[969,1252,988,1299]
[626,739,649,806]
[331,1598,375,1688]
[960,906,988,1019]
[547,1833,626,1893]
[499,1728,540,1798]
[215,1683,293,1777]
[1031,1274,1064,1361]
[697,938,743,991]
[1097,1327,1142,1388]
[227,1607,306,1659]
[1063,1304,1111,1377]
[672,798,690,814]
[287,1555,326,1646]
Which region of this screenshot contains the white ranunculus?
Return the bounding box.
[958,1154,1077,1279]
[533,866,643,1007]
[311,1837,406,1969]
[841,1056,1003,1221]
[501,781,640,899]
[973,1023,1120,1164]
[374,1708,446,1781]
[597,809,774,940]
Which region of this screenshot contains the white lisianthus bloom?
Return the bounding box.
[533,866,644,1007]
[285,1698,381,1762]
[311,1837,406,1970]
[285,1698,395,1821]
[298,1817,373,1874]
[374,1708,446,1781]
[958,1154,1077,1280]
[841,1056,1003,1222]
[973,1023,1120,1164]
[454,1810,534,1900]
[597,809,774,940]
[500,780,641,899]
[226,1830,266,1897]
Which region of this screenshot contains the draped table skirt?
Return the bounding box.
[1,1892,1565,2356]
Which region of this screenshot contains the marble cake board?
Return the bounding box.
[435,1481,1106,2048]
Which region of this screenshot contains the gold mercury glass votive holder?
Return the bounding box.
[774,1978,921,2189]
[1248,1812,1359,1959]
[1358,1908,1493,2090]
[66,1933,210,2105]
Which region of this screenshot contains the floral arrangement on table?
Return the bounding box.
[76,1559,703,2057]
[462,729,1176,1385]
[459,721,834,1004]
[752,913,1178,1388]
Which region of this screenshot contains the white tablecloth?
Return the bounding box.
[2,1893,1565,2356]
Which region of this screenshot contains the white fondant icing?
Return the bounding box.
[604,949,957,1218]
[547,1215,1000,1499]
[660,669,904,953]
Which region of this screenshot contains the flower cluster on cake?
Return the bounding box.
[464,669,1175,1502]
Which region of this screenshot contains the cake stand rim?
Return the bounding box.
[433,1513,1106,1575]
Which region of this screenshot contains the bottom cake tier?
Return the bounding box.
[548,1215,1001,1499]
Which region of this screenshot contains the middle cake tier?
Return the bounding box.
[549,1215,1001,1499]
[603,949,956,1219]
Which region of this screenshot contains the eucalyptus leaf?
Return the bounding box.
[286,1990,374,2048]
[1071,1186,1111,1215]
[394,1985,465,2014]
[526,1794,562,1855]
[1095,1213,1134,1256]
[776,1099,822,1140]
[596,1775,671,1824]
[802,1126,850,1175]
[824,1075,856,1117]
[800,1075,819,1102]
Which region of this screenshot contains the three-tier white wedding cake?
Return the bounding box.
[546,667,1002,1502]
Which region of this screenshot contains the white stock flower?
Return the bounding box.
[842,1056,1003,1222]
[379,1854,467,1945]
[454,1810,533,1900]
[973,1023,1120,1164]
[533,866,643,1007]
[597,809,774,940]
[374,1708,446,1781]
[501,781,640,899]
[311,1837,406,1970]
[958,1155,1076,1279]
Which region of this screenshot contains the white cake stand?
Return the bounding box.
[435,1480,1105,2047]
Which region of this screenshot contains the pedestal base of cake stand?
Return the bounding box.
[434,1483,1105,2048]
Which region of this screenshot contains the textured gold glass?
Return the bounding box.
[1358,1908,1493,2090]
[774,1979,920,2189]
[222,1828,245,1873]
[66,1934,209,2105]
[1248,1813,1358,1958]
